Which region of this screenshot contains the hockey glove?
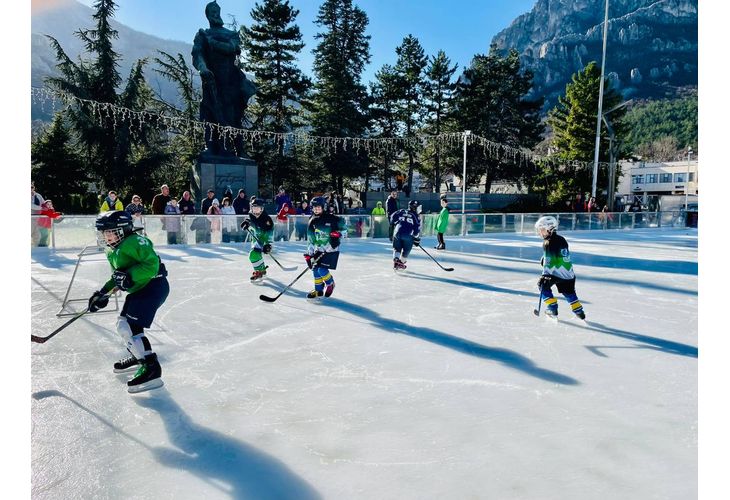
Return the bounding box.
[262,243,272,254]
[413,236,421,247]
[538,274,554,289]
[304,253,313,269]
[112,270,134,291]
[240,219,250,230]
[88,290,109,313]
[329,231,341,249]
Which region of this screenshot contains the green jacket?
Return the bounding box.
[102,233,161,294]
[435,207,449,233]
[371,203,386,215]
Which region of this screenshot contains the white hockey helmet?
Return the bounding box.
[534,215,558,236]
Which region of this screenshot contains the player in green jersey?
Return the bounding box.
[88,211,170,393]
[240,197,274,283]
[534,215,586,320]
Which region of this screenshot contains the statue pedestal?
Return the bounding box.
[194,154,258,203]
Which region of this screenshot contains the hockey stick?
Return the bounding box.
[533,282,544,317]
[246,228,297,271]
[32,289,116,344]
[259,254,322,303]
[417,244,454,272]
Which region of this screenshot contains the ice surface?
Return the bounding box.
[31,228,698,499]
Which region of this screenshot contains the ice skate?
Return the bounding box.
[127,354,163,393]
[324,283,335,297]
[306,289,324,299]
[113,354,140,373]
[545,308,558,320]
[250,268,267,284]
[393,257,407,272]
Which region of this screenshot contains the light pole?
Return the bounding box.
[591,0,610,199]
[461,130,471,235]
[601,100,632,211]
[684,146,693,210]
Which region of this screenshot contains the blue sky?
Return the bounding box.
[76,0,536,84]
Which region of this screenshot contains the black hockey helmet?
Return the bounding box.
[96,210,134,248]
[251,197,265,208]
[408,200,420,210]
[310,196,327,211]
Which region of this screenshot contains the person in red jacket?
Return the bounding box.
[275,202,295,241]
[37,199,63,247]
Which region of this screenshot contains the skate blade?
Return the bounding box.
[127,378,164,394]
[250,279,265,285]
[113,365,139,374]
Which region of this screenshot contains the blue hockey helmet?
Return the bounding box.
[310,196,327,211]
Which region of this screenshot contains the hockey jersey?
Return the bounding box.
[102,233,162,294]
[541,233,575,280]
[307,212,342,253]
[390,209,421,238]
[246,210,274,248]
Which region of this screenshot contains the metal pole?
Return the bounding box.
[461,131,470,236]
[684,148,693,210]
[591,0,610,199]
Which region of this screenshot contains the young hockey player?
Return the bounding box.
[304,196,342,299]
[240,197,274,283]
[390,200,422,271]
[534,215,586,320]
[88,210,169,393]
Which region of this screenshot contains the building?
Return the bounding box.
[616,159,698,210]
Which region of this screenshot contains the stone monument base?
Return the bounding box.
[194,154,258,204]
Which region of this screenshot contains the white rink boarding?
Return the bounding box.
[31,228,698,499]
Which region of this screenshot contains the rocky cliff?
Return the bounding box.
[491,0,697,109]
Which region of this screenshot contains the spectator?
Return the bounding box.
[31,181,46,246]
[371,201,385,215]
[587,196,597,213]
[274,186,291,212]
[179,191,196,215]
[151,184,172,215]
[31,181,45,214]
[125,194,145,230]
[207,198,222,243]
[164,198,181,244]
[434,197,450,250]
[100,191,124,212]
[572,193,585,213]
[190,215,211,244]
[220,197,237,243]
[386,189,399,241]
[232,189,250,215]
[222,186,234,205]
[37,199,63,247]
[295,200,311,241]
[201,189,216,214]
[275,202,295,241]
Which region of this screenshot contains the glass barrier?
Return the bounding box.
[33,211,691,250]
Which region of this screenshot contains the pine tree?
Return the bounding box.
[45,0,163,197]
[453,45,543,192]
[393,35,427,197]
[307,0,371,194]
[422,50,458,192]
[546,61,626,204]
[31,114,90,212]
[369,64,402,190]
[241,0,311,194]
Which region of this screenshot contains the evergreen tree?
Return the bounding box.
[422,50,458,192]
[393,35,427,196]
[241,0,311,194]
[45,0,163,197]
[453,45,543,192]
[307,0,371,194]
[546,61,626,204]
[623,94,697,158]
[31,114,90,212]
[368,64,402,190]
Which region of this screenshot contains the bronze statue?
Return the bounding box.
[192,1,256,158]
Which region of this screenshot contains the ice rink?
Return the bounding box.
[30,228,698,499]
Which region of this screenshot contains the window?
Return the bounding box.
[660,173,672,183]
[689,172,695,182]
[646,174,658,183]
[632,175,644,184]
[674,173,686,183]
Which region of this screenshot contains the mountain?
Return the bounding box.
[491,0,698,110]
[31,0,194,121]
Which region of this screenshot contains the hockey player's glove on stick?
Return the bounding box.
[260,254,324,303]
[533,282,544,317]
[32,288,117,344]
[246,228,297,271]
[418,245,454,271]
[112,270,133,291]
[537,274,554,289]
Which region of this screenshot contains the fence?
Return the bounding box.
[30,211,689,250]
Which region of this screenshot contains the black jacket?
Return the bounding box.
[233,195,250,215]
[386,197,398,217]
